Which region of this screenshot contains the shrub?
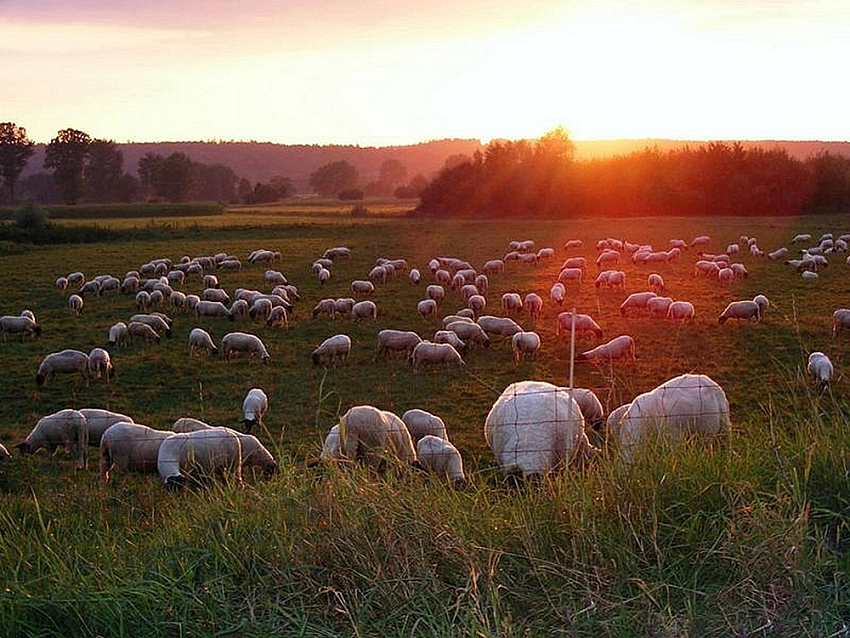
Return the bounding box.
[350,203,369,217]
[339,189,364,201]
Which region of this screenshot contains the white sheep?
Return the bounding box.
[483,259,504,275]
[476,315,521,338]
[187,327,218,357]
[195,300,234,321]
[501,292,523,314]
[376,330,423,358]
[484,380,595,477]
[467,294,487,316]
[666,301,695,323]
[411,341,464,373]
[129,313,172,337]
[203,288,231,304]
[617,373,730,463]
[575,335,636,364]
[832,309,850,336]
[409,268,421,284]
[648,273,665,293]
[433,329,466,353]
[401,409,448,442]
[221,332,270,364]
[417,435,465,482]
[128,321,161,344]
[0,315,42,341]
[312,298,337,319]
[647,296,674,318]
[445,320,491,348]
[555,312,602,338]
[550,282,566,305]
[753,294,770,316]
[425,284,445,304]
[807,351,833,387]
[563,388,605,430]
[620,292,657,316]
[266,305,289,329]
[242,388,268,433]
[17,409,89,469]
[107,321,129,347]
[718,300,760,324]
[336,405,417,470]
[351,300,377,322]
[68,293,84,315]
[524,293,543,319]
[417,298,438,320]
[88,347,115,382]
[320,424,342,460]
[312,334,352,366]
[36,349,90,387]
[157,428,244,489]
[79,408,134,447]
[511,330,541,364]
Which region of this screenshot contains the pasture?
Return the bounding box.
[0,209,848,636]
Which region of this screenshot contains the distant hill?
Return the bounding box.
[21,138,850,194]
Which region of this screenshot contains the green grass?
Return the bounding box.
[0,209,848,635]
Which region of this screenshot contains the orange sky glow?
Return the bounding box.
[3,0,849,146]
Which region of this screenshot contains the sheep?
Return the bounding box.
[409,268,421,284]
[476,315,521,339]
[550,282,566,305]
[0,315,42,341]
[417,298,438,320]
[186,327,217,357]
[332,298,355,318]
[79,408,134,447]
[411,341,464,373]
[460,283,479,301]
[445,320,491,348]
[561,256,587,271]
[524,293,543,319]
[461,294,484,319]
[718,300,761,324]
[691,235,711,248]
[434,329,466,353]
[312,298,337,319]
[88,347,115,382]
[425,284,445,304]
[323,246,352,260]
[648,273,665,293]
[558,267,583,286]
[55,276,69,290]
[221,332,270,364]
[376,330,423,358]
[128,321,161,344]
[265,270,288,286]
[20,309,36,323]
[768,247,789,260]
[336,405,417,470]
[555,312,602,338]
[482,259,504,275]
[647,296,674,318]
[753,294,770,316]
[17,409,89,469]
[792,233,812,243]
[312,334,352,366]
[511,330,541,364]
[401,409,448,443]
[564,239,583,250]
[157,428,244,490]
[575,335,636,364]
[320,424,342,460]
[129,313,172,338]
[242,388,268,433]
[248,298,273,322]
[833,309,850,336]
[484,380,595,477]
[417,435,465,482]
[802,271,819,280]
[203,288,231,304]
[78,280,101,297]
[731,263,748,279]
[107,321,129,347]
[195,300,234,320]
[563,387,605,431]
[693,260,720,278]
[501,292,523,315]
[616,373,730,463]
[36,349,90,387]
[67,271,85,287]
[266,305,289,329]
[474,274,489,295]
[666,301,695,323]
[620,292,657,317]
[807,351,833,388]
[68,293,84,315]
[351,300,377,322]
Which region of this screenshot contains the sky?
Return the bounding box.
[3,0,850,146]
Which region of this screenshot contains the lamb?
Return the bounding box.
[807,351,833,387]
[0,315,42,341]
[79,408,134,446]
[620,292,657,316]
[425,284,445,304]
[351,300,377,322]
[108,322,129,347]
[128,321,161,344]
[376,330,423,358]
[718,300,761,323]
[511,330,541,364]
[221,332,270,364]
[312,334,352,366]
[242,387,269,433]
[445,320,491,348]
[753,295,770,316]
[17,409,89,469]
[410,341,464,373]
[616,373,730,463]
[88,347,115,381]
[401,408,448,443]
[666,300,695,323]
[157,428,244,490]
[335,405,417,470]
[195,300,234,320]
[68,293,84,315]
[555,312,602,338]
[832,309,850,336]
[648,273,665,293]
[575,335,636,364]
[416,435,465,482]
[36,349,90,387]
[409,268,421,284]
[484,380,595,477]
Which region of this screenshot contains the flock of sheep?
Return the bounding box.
[1,224,847,486]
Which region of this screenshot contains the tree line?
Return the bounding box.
[418,127,850,218]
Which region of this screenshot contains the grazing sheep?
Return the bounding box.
[320,424,342,460]
[376,330,423,358]
[242,387,268,433]
[352,300,377,322]
[807,351,833,387]
[559,267,584,286]
[550,282,566,305]
[188,327,218,357]
[129,313,172,338]
[501,293,523,315]
[312,334,352,366]
[79,408,134,447]
[620,292,657,317]
[648,273,665,293]
[511,330,541,364]
[445,320,491,348]
[401,409,448,442]
[555,312,602,339]
[832,308,850,336]
[55,276,69,291]
[157,428,244,489]
[718,300,760,324]
[417,298,438,320]
[417,435,465,482]
[312,298,337,319]
[68,293,84,315]
[409,268,421,284]
[0,315,42,341]
[128,321,161,344]
[575,335,636,364]
[17,409,89,469]
[483,259,504,275]
[266,305,289,329]
[476,315,521,339]
[108,322,129,347]
[333,297,356,318]
[467,294,487,316]
[88,347,115,382]
[336,405,417,470]
[433,329,466,353]
[36,349,90,387]
[647,296,674,318]
[411,341,464,373]
[425,284,445,304]
[666,301,695,323]
[221,332,270,364]
[524,293,543,319]
[616,373,730,463]
[484,380,595,477]
[753,294,770,316]
[195,300,234,320]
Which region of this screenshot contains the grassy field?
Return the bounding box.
[0,207,848,636]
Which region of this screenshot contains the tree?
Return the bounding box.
[84,139,124,202]
[192,163,238,203]
[44,128,92,204]
[379,159,407,192]
[309,160,359,197]
[137,152,195,202]
[0,122,35,205]
[238,177,254,204]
